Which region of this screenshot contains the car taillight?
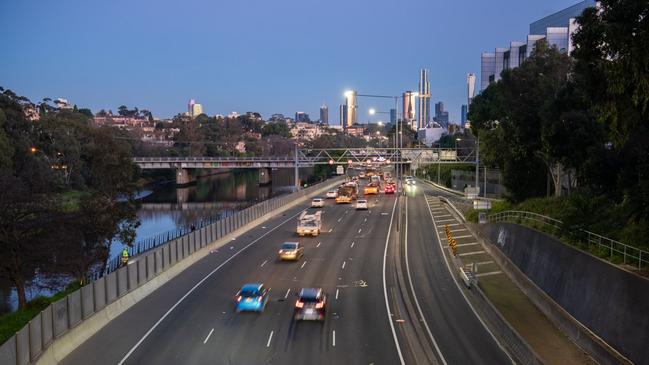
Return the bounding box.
[278,250,283,254]
[295,301,304,308]
[236,295,242,302]
[258,296,263,301]
[315,302,324,309]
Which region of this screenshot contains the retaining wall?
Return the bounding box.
[480,222,647,365]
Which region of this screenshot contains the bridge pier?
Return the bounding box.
[176,168,196,186]
[259,168,271,185]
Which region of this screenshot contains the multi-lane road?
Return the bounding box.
[61,173,512,365]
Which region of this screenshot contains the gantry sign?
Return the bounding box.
[296,147,477,166]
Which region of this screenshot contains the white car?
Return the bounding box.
[326,191,338,199]
[356,199,368,210]
[311,198,325,208]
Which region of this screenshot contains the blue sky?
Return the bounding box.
[1,0,578,123]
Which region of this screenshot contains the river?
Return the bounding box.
[0,168,313,314]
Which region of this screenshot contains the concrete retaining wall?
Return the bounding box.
[480,222,646,365]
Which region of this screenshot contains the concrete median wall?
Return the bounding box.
[479,222,647,365]
[0,177,344,365]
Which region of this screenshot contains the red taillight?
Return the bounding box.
[236,295,242,302]
[315,301,324,309]
[295,301,304,308]
[258,296,263,301]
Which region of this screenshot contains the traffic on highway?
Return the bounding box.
[60,167,510,365]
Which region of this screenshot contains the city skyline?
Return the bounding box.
[0,0,583,123]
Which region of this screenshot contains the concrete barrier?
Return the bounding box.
[0,336,17,365]
[28,314,42,361]
[23,177,344,365]
[478,223,638,365]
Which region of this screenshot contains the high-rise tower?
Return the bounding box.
[320,104,329,125]
[467,73,476,106]
[344,91,357,128]
[402,91,416,123]
[418,69,431,129]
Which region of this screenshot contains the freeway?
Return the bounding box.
[62,178,400,365]
[61,174,511,365]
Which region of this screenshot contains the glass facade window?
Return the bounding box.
[481,53,496,91]
[547,27,569,52]
[530,0,595,35]
[494,48,508,82]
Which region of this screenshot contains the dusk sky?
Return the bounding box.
[1,0,578,124]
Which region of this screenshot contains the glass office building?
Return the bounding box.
[479,0,595,91]
[480,53,496,91]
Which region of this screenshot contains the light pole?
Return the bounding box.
[347,91,403,229]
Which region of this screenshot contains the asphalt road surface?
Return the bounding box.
[61,175,511,365]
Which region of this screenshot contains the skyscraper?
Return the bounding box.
[320,104,329,125]
[339,105,347,128]
[344,91,357,128]
[418,69,431,129]
[295,112,310,123]
[188,99,203,118]
[467,73,476,106]
[461,104,468,124]
[402,91,416,122]
[390,109,397,124]
[434,101,449,126]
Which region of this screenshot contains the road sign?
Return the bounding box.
[336,165,344,175]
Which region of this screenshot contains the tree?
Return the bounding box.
[262,121,291,138]
[469,41,573,201]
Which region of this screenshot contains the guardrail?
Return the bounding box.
[489,210,649,271]
[0,177,343,365]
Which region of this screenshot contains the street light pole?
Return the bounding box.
[475,137,480,196]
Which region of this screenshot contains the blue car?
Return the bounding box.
[235,283,269,313]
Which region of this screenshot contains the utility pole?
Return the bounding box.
[294,143,299,191]
[475,137,479,196]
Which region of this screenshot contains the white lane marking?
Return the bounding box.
[335,289,339,300]
[260,260,268,267]
[203,328,214,344]
[332,330,336,347]
[456,242,480,247]
[458,251,486,257]
[116,207,310,365]
[338,217,343,222]
[341,261,346,269]
[381,196,405,365]
[436,218,457,223]
[453,235,474,239]
[364,218,367,223]
[475,271,503,278]
[434,214,452,218]
[284,288,291,299]
[404,196,448,365]
[300,260,307,269]
[438,228,468,233]
[425,197,515,364]
[329,228,333,232]
[358,228,362,233]
[350,241,355,248]
[266,331,274,347]
[316,241,322,248]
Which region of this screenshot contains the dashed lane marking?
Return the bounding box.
[341,261,346,269]
[350,241,355,248]
[284,288,291,299]
[203,328,214,344]
[260,260,268,267]
[316,242,322,248]
[300,260,307,269]
[335,289,339,300]
[266,331,274,347]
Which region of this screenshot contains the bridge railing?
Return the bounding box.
[0,177,343,365]
[489,210,649,271]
